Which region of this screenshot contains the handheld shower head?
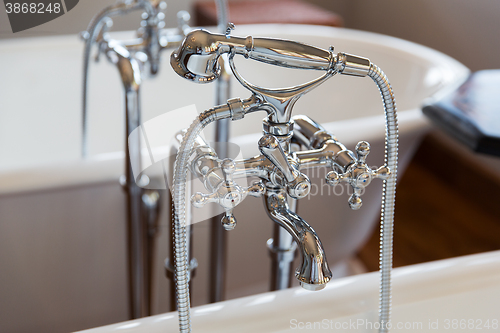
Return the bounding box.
[170,29,223,82]
[170,28,335,83]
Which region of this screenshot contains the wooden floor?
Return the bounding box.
[358,133,500,271]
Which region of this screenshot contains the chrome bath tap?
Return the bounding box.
[82,0,234,317]
[169,27,398,333]
[81,0,194,319]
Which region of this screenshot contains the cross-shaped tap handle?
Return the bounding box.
[191,158,266,230]
[325,141,391,210]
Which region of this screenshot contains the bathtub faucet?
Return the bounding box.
[170,26,398,333]
[80,0,196,320]
[187,113,387,290]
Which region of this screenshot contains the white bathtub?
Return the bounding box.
[78,250,500,333]
[0,25,468,332]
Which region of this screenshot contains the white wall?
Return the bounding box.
[308,0,500,72]
[3,0,499,72]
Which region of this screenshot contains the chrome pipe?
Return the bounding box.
[293,115,356,172]
[210,1,230,299]
[209,54,232,303]
[83,0,195,319]
[123,74,150,319]
[117,47,163,318]
[87,29,163,320]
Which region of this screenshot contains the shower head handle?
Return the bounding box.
[170,28,334,83]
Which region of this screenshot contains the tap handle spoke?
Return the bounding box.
[355,140,370,164]
[372,165,391,180]
[191,191,219,208]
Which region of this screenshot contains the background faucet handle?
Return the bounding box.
[88,17,113,62]
[176,10,191,35]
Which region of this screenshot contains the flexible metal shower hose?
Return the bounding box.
[172,108,230,333]
[368,63,399,333]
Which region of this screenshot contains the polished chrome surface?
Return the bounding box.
[170,28,334,83]
[171,102,260,333]
[169,27,379,125]
[336,52,371,77]
[210,1,231,301]
[264,188,331,290]
[191,158,266,226]
[258,134,311,199]
[268,185,298,291]
[108,41,156,319]
[174,49,387,293]
[292,116,390,210]
[367,63,399,333]
[82,0,166,157]
[324,141,391,211]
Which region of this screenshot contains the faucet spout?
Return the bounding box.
[263,188,332,291]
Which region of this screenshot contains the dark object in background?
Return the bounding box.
[194,0,343,27]
[423,70,500,157]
